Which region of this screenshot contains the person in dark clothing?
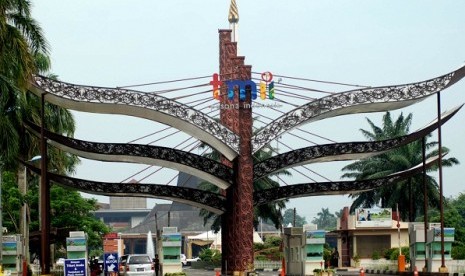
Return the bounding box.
[331,248,339,268]
[90,258,102,276]
[154,254,160,276]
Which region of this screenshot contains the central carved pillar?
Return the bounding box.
[219,29,254,274]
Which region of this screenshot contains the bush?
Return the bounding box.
[255,247,282,261]
[164,273,186,276]
[199,248,221,266]
[372,250,381,260]
[452,245,465,259]
[264,236,282,247]
[254,242,266,251]
[384,247,409,263]
[254,236,283,261]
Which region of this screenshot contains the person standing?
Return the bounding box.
[331,248,339,268]
[154,254,160,276]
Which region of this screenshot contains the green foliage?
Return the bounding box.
[199,248,222,266]
[282,208,307,227]
[323,243,334,265]
[323,247,332,262]
[254,242,266,251]
[371,250,381,260]
[89,249,104,260]
[264,236,282,247]
[429,193,465,258]
[342,112,459,221]
[383,247,409,262]
[352,254,360,263]
[164,273,186,276]
[255,246,281,261]
[311,208,336,230]
[452,245,465,260]
[1,171,23,233]
[254,236,282,261]
[0,170,110,254]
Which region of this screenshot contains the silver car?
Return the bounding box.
[119,254,154,276]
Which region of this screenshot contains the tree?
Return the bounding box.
[426,193,465,259]
[282,208,307,227]
[0,0,49,166]
[0,1,100,258]
[341,112,459,221]
[1,168,110,256]
[311,208,336,230]
[199,142,290,232]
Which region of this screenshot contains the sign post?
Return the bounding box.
[104,253,119,276]
[396,204,405,272]
[64,259,86,276]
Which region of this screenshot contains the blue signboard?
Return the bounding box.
[65,259,87,276]
[104,253,119,273]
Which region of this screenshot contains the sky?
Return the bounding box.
[31,1,465,223]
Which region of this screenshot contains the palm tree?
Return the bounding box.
[311,208,336,230]
[341,112,459,222]
[199,142,290,232]
[1,0,79,236]
[1,0,49,166]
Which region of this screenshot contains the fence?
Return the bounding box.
[253,260,281,270]
[363,259,465,274]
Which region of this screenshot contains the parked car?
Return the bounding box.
[186,256,200,265]
[180,254,187,266]
[180,254,200,266]
[118,254,154,276]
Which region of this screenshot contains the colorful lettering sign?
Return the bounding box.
[210,72,275,101]
[209,73,222,100]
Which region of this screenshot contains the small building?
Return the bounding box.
[93,179,151,231]
[94,172,280,256]
[335,207,409,267]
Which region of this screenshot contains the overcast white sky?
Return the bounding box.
[31,1,465,222]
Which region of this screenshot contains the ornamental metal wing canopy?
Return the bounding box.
[28,76,240,161]
[252,64,465,153]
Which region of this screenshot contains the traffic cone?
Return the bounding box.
[280,257,286,276]
[413,266,418,276]
[215,270,220,276]
[360,267,365,276]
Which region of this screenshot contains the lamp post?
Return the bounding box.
[22,156,41,268]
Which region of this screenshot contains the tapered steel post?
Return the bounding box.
[422,137,428,272]
[436,92,446,271]
[40,93,51,275]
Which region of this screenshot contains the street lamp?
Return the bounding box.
[22,156,41,266]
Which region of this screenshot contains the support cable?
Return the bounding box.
[117,75,212,89]
[251,71,371,88]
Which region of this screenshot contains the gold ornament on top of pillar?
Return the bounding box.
[228,0,239,44]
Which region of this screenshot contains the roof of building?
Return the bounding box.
[122,172,213,234]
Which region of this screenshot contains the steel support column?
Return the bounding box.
[422,137,428,272]
[40,93,51,275]
[437,92,446,271]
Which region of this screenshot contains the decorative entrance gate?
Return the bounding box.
[26,3,465,274]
